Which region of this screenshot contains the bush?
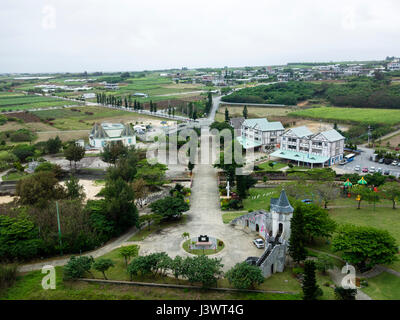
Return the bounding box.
[63,256,94,280]
[0,264,17,291]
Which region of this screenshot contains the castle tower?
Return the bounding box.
[269,190,293,242]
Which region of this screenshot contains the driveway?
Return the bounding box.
[129,132,262,271]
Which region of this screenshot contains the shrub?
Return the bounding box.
[0,264,17,291]
[63,256,94,280]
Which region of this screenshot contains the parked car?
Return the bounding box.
[369,167,376,173]
[362,167,369,173]
[253,239,265,249]
[385,159,393,165]
[384,169,391,176]
[397,162,400,167]
[301,199,313,204]
[377,168,382,174]
[354,165,360,172]
[378,158,384,164]
[392,161,398,166]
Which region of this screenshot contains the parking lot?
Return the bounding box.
[338,147,400,178]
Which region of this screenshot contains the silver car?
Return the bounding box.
[253,239,265,249]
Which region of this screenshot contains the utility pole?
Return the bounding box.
[56,201,63,256]
[368,125,372,146]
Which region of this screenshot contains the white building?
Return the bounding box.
[89,123,136,150]
[237,118,284,152]
[271,126,345,167]
[388,60,400,71]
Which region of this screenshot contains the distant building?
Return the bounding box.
[104,83,119,90]
[89,122,136,150]
[82,93,96,99]
[270,126,345,167]
[237,118,284,152]
[388,60,400,71]
[133,92,148,98]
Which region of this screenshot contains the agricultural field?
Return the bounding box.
[0,93,81,111]
[32,106,162,130]
[216,105,293,122]
[289,107,400,125]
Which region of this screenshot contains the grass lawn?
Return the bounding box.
[242,187,281,212]
[0,267,298,300]
[257,161,287,171]
[222,211,247,224]
[215,106,292,122]
[2,171,29,181]
[182,239,225,256]
[289,106,400,125]
[128,216,188,241]
[362,272,400,300]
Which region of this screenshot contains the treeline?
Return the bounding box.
[96,93,146,110]
[0,146,167,262]
[222,78,400,109]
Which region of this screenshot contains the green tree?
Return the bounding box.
[334,286,357,300]
[46,136,62,154]
[64,143,85,170]
[65,175,85,200]
[181,255,224,287]
[93,258,115,280]
[16,171,66,208]
[332,224,398,271]
[100,142,128,166]
[224,107,230,122]
[288,207,307,264]
[188,160,195,174]
[63,256,94,280]
[149,196,189,220]
[381,182,400,209]
[225,262,264,289]
[302,260,321,300]
[119,245,140,267]
[243,105,248,119]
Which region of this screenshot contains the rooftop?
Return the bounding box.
[270,149,329,164]
[236,136,262,149]
[242,118,284,131]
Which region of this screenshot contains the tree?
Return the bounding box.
[0,214,41,262]
[65,174,85,200]
[182,255,224,287]
[103,177,139,234]
[119,245,139,267]
[288,207,307,264]
[132,178,150,208]
[100,142,128,166]
[225,262,264,289]
[170,255,184,281]
[92,258,115,280]
[315,255,334,275]
[16,171,66,208]
[302,260,322,300]
[243,105,248,119]
[46,136,62,154]
[334,286,357,300]
[297,203,336,243]
[63,256,94,280]
[381,182,400,209]
[64,143,85,170]
[181,232,190,240]
[236,174,256,200]
[150,196,189,220]
[332,224,398,271]
[188,160,195,174]
[352,185,376,209]
[224,107,230,122]
[312,182,340,209]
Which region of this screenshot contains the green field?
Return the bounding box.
[289,107,400,125]
[362,272,400,300]
[0,94,81,111]
[32,106,160,130]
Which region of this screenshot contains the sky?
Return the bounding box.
[1,0,400,73]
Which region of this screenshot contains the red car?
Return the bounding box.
[362,167,369,173]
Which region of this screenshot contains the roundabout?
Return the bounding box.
[182,235,225,256]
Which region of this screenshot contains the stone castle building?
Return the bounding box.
[231,189,294,278]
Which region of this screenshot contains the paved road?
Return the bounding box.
[129,132,262,271]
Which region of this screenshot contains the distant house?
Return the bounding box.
[133,92,149,98]
[237,118,284,152]
[270,126,345,167]
[104,83,119,90]
[82,93,96,99]
[388,60,400,71]
[89,123,136,150]
[229,117,245,135]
